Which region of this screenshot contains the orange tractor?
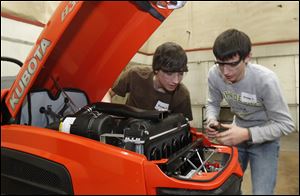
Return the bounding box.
[1,1,243,194]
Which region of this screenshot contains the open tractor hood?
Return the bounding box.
[5,1,174,118]
[1,1,243,195]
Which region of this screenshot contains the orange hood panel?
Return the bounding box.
[5,1,172,118]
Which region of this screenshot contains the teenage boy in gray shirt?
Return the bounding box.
[206,29,295,195]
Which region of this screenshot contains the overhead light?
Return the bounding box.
[155,1,187,9]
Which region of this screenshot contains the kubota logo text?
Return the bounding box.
[9,38,51,111]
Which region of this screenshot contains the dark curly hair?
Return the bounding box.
[152,42,188,73]
[213,29,251,61]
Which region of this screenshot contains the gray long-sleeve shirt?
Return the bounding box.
[206,63,295,144]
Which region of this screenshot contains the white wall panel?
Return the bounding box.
[257,56,296,104]
[1,40,32,76]
[1,17,43,76]
[1,17,43,42]
[295,55,299,131]
[190,105,202,129]
[182,61,208,105]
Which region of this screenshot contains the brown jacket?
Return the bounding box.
[112,66,193,120]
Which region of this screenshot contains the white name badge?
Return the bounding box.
[154,100,169,111]
[241,92,257,104]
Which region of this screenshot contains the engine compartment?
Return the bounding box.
[4,88,234,182]
[45,101,230,181]
[49,102,192,160]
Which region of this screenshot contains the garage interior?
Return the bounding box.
[1,1,299,195]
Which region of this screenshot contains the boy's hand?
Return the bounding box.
[205,119,220,140]
[216,124,250,145]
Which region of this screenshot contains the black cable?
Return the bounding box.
[1,56,23,67]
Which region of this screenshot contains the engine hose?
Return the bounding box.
[78,102,170,121]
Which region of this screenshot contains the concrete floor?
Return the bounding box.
[241,132,299,195]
